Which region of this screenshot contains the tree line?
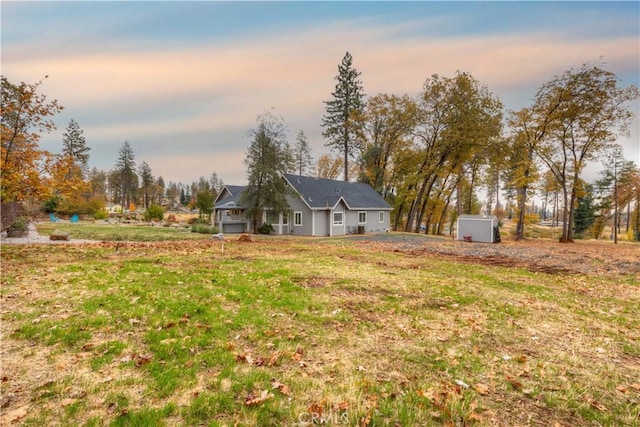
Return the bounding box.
[2,53,639,242]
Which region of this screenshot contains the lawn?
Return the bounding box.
[35,222,211,242]
[1,233,639,426]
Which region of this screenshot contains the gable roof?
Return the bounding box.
[214,185,247,209]
[283,174,392,210]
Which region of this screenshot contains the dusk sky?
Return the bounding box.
[2,1,639,187]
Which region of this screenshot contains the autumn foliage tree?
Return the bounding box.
[1,76,62,211]
[534,63,639,242]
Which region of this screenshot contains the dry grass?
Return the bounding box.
[1,235,639,426]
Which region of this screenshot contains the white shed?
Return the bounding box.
[456,215,501,243]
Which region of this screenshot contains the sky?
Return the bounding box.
[2,1,639,188]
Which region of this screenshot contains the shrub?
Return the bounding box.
[93,209,108,220]
[258,223,274,235]
[43,196,61,214]
[9,216,29,231]
[191,224,219,234]
[144,204,165,222]
[166,214,177,223]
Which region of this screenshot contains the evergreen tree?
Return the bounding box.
[138,161,154,209]
[293,130,313,176]
[574,183,596,236]
[114,140,138,209]
[154,176,165,205]
[62,119,90,174]
[321,51,365,181]
[239,111,290,233]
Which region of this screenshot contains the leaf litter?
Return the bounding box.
[1,235,638,425]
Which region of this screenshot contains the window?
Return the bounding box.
[282,212,288,225]
[333,212,343,226]
[358,212,367,224]
[265,210,279,224]
[294,211,302,226]
[379,211,384,223]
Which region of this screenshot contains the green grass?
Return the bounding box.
[1,235,638,426]
[36,222,208,241]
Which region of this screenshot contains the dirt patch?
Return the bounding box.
[349,235,640,276]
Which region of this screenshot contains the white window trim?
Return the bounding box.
[333,211,343,226]
[294,211,302,226]
[379,211,384,223]
[358,211,367,225]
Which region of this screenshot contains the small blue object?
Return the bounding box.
[49,213,59,222]
[71,214,79,223]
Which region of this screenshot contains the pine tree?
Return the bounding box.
[138,161,154,209]
[322,51,365,181]
[239,111,290,233]
[293,130,313,176]
[114,140,138,209]
[62,119,90,174]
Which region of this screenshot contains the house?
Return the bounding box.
[213,185,251,234]
[213,174,392,236]
[456,214,501,243]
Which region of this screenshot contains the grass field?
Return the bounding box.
[1,228,639,426]
[35,222,210,242]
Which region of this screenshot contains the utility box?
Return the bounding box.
[456,215,501,243]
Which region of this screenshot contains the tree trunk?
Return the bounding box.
[405,178,429,232]
[394,203,404,231]
[466,168,477,214]
[515,185,526,241]
[495,176,500,218]
[563,186,575,243]
[415,175,439,233]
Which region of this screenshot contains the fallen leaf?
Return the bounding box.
[505,375,522,391]
[291,347,304,362]
[630,383,640,391]
[337,401,349,411]
[468,412,484,421]
[134,353,153,367]
[267,351,281,367]
[245,389,274,406]
[308,403,324,417]
[616,385,628,394]
[473,383,490,395]
[271,379,291,396]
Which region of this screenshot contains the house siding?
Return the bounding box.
[314,210,329,237]
[286,195,314,236]
[363,210,389,233]
[331,205,346,236]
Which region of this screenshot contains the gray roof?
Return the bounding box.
[214,185,247,209]
[283,174,392,210]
